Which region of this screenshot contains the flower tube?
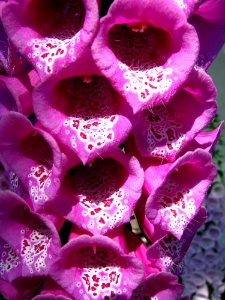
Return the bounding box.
[145,149,216,238]
[33,50,133,164]
[49,235,144,299]
[92,0,199,113]
[50,148,144,235]
[2,0,99,80]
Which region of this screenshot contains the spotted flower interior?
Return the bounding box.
[0,0,223,299]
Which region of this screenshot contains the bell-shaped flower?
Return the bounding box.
[132,68,217,162]
[33,49,133,164]
[50,148,144,235]
[0,69,40,118]
[0,112,62,215]
[0,191,61,283]
[2,0,99,81]
[92,0,199,113]
[145,149,216,238]
[189,0,225,69]
[49,235,144,299]
[131,272,184,300]
[146,208,206,274]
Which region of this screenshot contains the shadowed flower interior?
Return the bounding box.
[108,23,172,70]
[23,0,85,40]
[19,132,53,169]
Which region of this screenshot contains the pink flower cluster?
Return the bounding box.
[0,0,224,299]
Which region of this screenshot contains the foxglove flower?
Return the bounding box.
[144,149,216,238]
[50,148,144,235]
[33,50,133,164]
[132,68,217,162]
[49,235,144,300]
[0,191,61,282]
[0,112,62,213]
[2,0,99,80]
[92,0,199,112]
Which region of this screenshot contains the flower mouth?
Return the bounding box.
[66,158,126,202]
[19,132,53,168]
[108,23,172,70]
[23,0,85,40]
[54,75,119,119]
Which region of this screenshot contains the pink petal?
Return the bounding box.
[131,272,184,300]
[0,112,62,213]
[132,68,217,162]
[33,50,133,164]
[146,208,206,274]
[50,148,144,235]
[92,0,199,113]
[0,191,61,282]
[49,235,144,299]
[2,0,99,80]
[145,149,216,238]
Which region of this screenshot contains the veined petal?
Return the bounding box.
[2,0,99,80]
[132,68,217,162]
[33,52,133,164]
[145,149,216,238]
[49,235,144,299]
[92,0,199,113]
[146,208,206,274]
[0,191,61,282]
[50,148,144,235]
[0,112,62,212]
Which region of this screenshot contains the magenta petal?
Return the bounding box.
[145,149,216,238]
[131,272,184,300]
[0,70,39,117]
[0,277,43,300]
[51,148,144,235]
[132,68,217,162]
[92,0,199,113]
[2,0,99,80]
[49,235,144,299]
[146,208,206,274]
[33,55,133,164]
[172,0,200,17]
[0,112,62,212]
[190,0,225,68]
[33,277,73,300]
[0,191,61,282]
[180,121,224,154]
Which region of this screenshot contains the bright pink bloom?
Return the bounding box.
[50,148,144,235]
[0,191,61,282]
[2,0,99,80]
[132,68,217,162]
[33,50,133,164]
[92,0,199,113]
[145,149,216,238]
[49,235,144,300]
